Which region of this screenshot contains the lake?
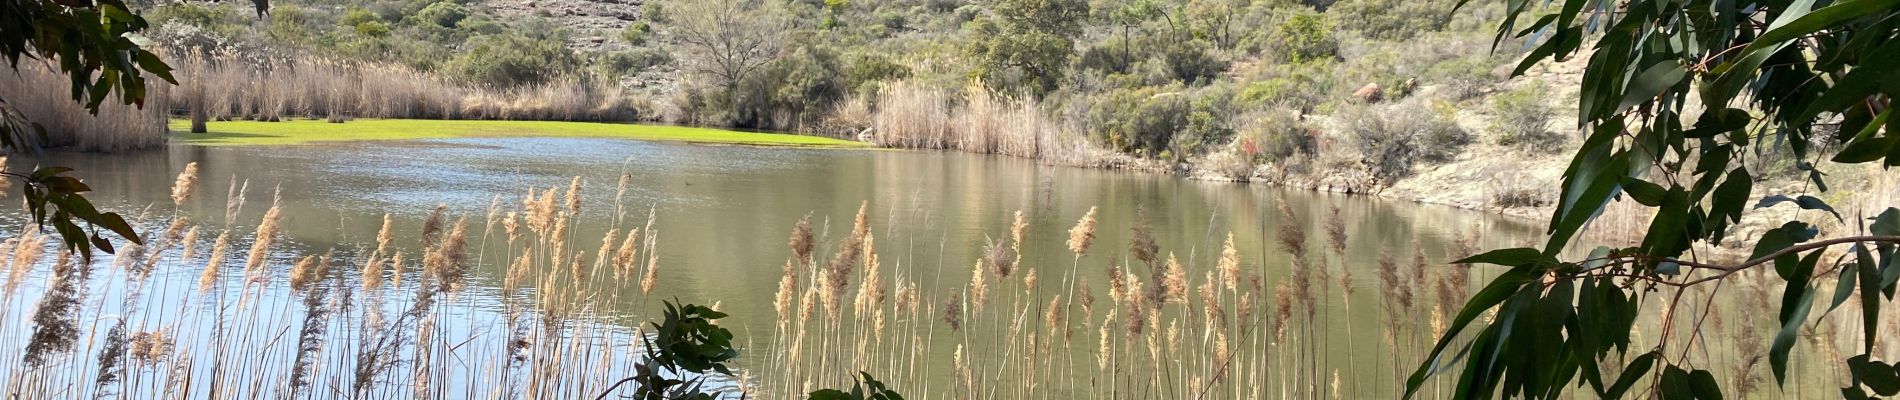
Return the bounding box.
[0,137,1833,398]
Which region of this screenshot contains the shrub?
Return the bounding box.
[1327,0,1457,39]
[445,34,579,88]
[1422,55,1497,101]
[1487,83,1559,150]
[620,21,652,46]
[728,43,847,129]
[601,49,671,75]
[1158,39,1226,85]
[1237,108,1316,163]
[842,53,911,96]
[1336,101,1468,182]
[1090,86,1176,155]
[1235,61,1337,113]
[417,1,471,28]
[1173,85,1237,154]
[1089,85,1234,157]
[354,20,392,38]
[1274,11,1336,64]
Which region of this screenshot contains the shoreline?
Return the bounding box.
[168,118,870,148]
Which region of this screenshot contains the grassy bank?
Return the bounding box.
[169,118,869,147]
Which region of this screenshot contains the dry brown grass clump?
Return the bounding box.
[0,64,168,151]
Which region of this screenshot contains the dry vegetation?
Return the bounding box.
[170,50,640,128]
[0,63,170,152]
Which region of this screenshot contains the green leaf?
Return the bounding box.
[1403,266,1538,398]
[1618,61,1686,113]
[1600,351,1658,399]
[1771,251,1824,386]
[809,389,853,400]
[1710,0,1899,102]
[1755,195,1843,222]
[1857,244,1882,355]
[1621,177,1667,206]
[1687,369,1723,399]
[1872,208,1900,236]
[1453,247,1549,267]
[1833,110,1895,164]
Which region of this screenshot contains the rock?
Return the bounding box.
[1352,83,1383,104]
[588,36,606,43]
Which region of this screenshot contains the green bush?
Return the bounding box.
[1275,11,1336,64]
[1158,39,1226,85]
[1326,0,1456,39]
[601,48,671,75]
[725,42,847,129]
[354,20,392,38]
[1487,83,1559,150]
[1089,85,1235,157]
[417,1,471,28]
[339,8,382,28]
[445,33,579,87]
[1090,86,1179,155]
[1235,61,1337,113]
[620,21,652,46]
[1336,101,1468,182]
[1239,108,1317,164]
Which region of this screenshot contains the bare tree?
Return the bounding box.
[666,0,786,95]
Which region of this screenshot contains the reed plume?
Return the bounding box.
[943,290,964,331]
[290,254,320,293]
[180,226,200,260]
[24,251,79,367]
[1067,207,1098,255]
[1124,277,1147,337]
[853,234,884,315]
[426,218,470,292]
[504,248,532,293]
[639,238,660,297]
[129,329,174,366]
[375,213,394,256]
[822,204,870,317]
[97,319,128,391]
[198,231,230,293]
[789,213,814,265]
[1010,210,1028,262]
[775,259,797,325]
[982,237,1012,279]
[421,204,447,249]
[564,176,583,214]
[390,251,407,288]
[171,162,199,207]
[969,260,989,313]
[5,229,45,296]
[1129,208,1158,266]
[242,188,284,286]
[1218,233,1241,292]
[614,228,640,280]
[224,178,248,225]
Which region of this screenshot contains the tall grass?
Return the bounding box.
[868,81,1108,166]
[0,63,170,151]
[168,49,640,124]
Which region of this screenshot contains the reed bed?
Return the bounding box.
[0,164,716,399]
[0,160,1879,398]
[168,49,639,126]
[868,81,1101,165]
[0,63,170,152]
